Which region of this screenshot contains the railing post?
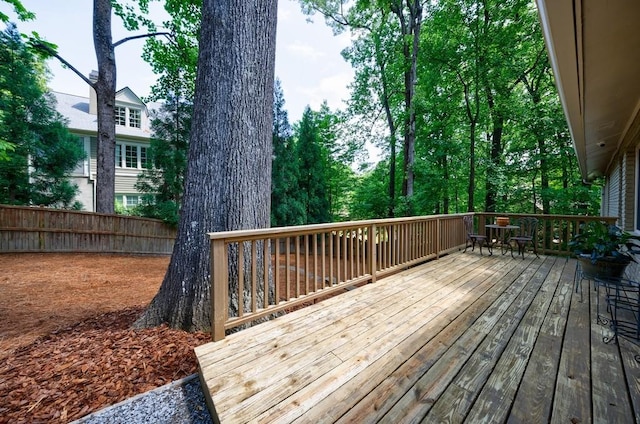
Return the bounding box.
[369,223,377,284]
[211,238,228,341]
[436,218,441,258]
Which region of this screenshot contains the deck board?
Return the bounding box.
[195,251,640,423]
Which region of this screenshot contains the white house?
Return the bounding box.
[53,72,160,212]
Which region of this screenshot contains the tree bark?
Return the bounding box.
[485,109,503,213]
[135,0,277,331]
[392,0,422,204]
[93,0,116,214]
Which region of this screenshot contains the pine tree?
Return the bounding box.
[271,79,304,226]
[296,107,330,224]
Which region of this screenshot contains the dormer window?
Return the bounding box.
[115,106,142,128]
[115,107,126,126]
[129,108,141,128]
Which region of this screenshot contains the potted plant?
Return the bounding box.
[569,220,640,278]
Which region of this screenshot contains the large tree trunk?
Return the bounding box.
[393,0,422,205]
[135,0,277,331]
[468,120,476,212]
[93,0,116,214]
[485,111,503,212]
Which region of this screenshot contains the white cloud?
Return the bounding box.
[297,73,352,111]
[286,40,326,61]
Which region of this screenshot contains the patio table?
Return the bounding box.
[486,224,520,256]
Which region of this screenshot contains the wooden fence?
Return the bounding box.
[0,205,176,254]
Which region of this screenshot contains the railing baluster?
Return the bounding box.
[321,233,326,289]
[251,240,257,313]
[369,223,377,283]
[263,239,269,309]
[285,236,290,301]
[329,233,334,286]
[304,236,309,294]
[313,233,318,293]
[238,242,244,318]
[295,235,300,298]
[274,238,280,305]
[343,229,348,282]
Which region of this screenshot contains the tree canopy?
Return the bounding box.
[0,23,83,208]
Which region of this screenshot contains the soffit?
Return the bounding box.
[536,0,640,180]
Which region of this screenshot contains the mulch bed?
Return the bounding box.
[0,306,210,423]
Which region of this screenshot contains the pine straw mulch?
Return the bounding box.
[0,253,210,424]
[0,307,210,423]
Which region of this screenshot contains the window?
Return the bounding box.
[115,144,122,167]
[115,106,142,128]
[125,145,137,168]
[115,142,148,169]
[129,108,141,128]
[115,107,126,126]
[125,195,140,207]
[73,136,89,176]
[116,194,141,209]
[140,146,148,168]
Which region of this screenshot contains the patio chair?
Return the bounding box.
[463,215,489,255]
[509,217,539,259]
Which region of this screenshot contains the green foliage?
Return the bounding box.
[311,102,357,220]
[135,95,191,226]
[271,79,305,227]
[0,138,14,161]
[569,221,640,263]
[349,162,390,219]
[296,107,331,224]
[121,0,603,222]
[0,0,34,23]
[0,24,83,208]
[116,0,200,101]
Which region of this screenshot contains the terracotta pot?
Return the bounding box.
[496,217,509,227]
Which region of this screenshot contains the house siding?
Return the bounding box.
[115,175,139,193]
[604,160,621,220]
[621,147,636,231]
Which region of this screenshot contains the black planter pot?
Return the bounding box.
[577,254,630,280]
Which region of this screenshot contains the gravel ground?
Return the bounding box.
[73,374,214,424]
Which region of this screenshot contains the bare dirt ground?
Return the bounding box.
[0,253,210,423]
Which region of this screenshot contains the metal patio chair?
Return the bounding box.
[509,217,539,259]
[463,215,489,256]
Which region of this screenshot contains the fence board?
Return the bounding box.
[0,205,175,255]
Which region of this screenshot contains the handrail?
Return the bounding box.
[208,213,468,340]
[475,213,617,256]
[208,212,616,341]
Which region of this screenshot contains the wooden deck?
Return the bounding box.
[195,251,640,423]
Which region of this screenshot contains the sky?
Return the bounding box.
[0,0,354,124]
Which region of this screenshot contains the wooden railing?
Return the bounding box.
[475,213,617,256]
[0,204,176,254]
[208,214,467,341]
[208,212,618,341]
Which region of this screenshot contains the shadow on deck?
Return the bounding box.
[195,251,640,423]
